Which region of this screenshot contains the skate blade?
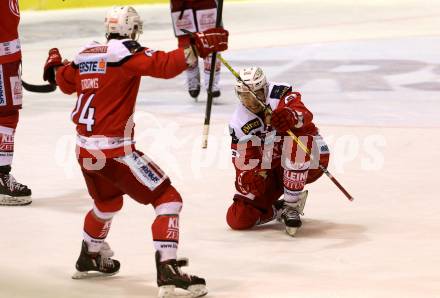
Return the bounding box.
[0,195,32,206]
[71,269,119,280]
[158,284,208,298]
[285,226,298,237]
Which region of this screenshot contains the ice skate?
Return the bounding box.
[0,173,32,206]
[204,69,221,99]
[211,90,221,98]
[72,241,120,279]
[156,251,207,298]
[187,64,201,100]
[277,203,302,236]
[275,190,308,237]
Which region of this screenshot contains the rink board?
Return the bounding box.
[20,0,168,10]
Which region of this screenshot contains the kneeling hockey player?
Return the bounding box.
[227,67,330,236]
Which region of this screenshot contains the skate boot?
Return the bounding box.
[186,64,201,100]
[72,241,120,279]
[204,72,221,98]
[0,172,32,206]
[275,190,308,237]
[203,55,221,99]
[156,251,207,298]
[211,89,221,98]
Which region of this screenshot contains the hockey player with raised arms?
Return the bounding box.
[228,67,330,236]
[42,6,228,298]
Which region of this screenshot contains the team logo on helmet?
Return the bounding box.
[254,68,263,79]
[9,0,20,17]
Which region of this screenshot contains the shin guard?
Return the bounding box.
[83,207,116,253]
[152,200,182,262]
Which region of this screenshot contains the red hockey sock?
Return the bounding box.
[283,168,309,203]
[83,210,113,253]
[152,214,179,262]
[0,126,15,166]
[151,186,182,262]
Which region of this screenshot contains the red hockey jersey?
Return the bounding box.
[229,82,320,198]
[0,0,21,64]
[56,39,187,158]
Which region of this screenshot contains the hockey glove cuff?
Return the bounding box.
[43,48,63,84]
[184,46,198,67]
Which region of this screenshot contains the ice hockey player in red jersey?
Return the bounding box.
[43,6,228,297]
[0,0,32,206]
[227,67,330,236]
[170,0,222,99]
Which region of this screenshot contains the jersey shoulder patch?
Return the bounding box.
[269,84,292,99]
[122,40,142,53]
[241,118,262,135]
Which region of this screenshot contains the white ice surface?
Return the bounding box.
[1,1,440,297]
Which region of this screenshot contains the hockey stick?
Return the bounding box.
[201,0,224,149]
[217,54,354,201]
[22,80,56,93]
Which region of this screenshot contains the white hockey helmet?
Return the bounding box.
[235,67,268,113]
[105,6,143,40]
